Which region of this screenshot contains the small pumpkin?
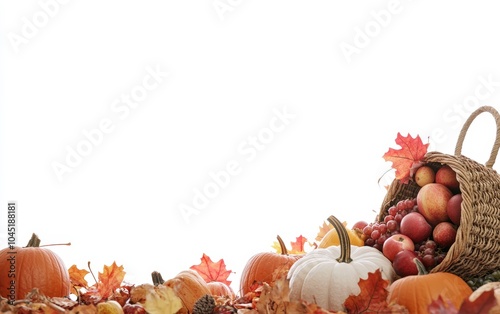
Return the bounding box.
[469,281,500,304]
[158,269,211,314]
[97,300,124,314]
[239,235,302,295]
[387,258,473,313]
[207,281,235,299]
[0,233,71,300]
[318,221,365,248]
[287,215,396,312]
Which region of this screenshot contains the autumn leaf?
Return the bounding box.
[272,235,315,254]
[289,235,309,254]
[255,277,302,314]
[271,240,283,253]
[68,264,90,289]
[301,301,340,313]
[190,253,232,285]
[458,289,499,314]
[383,132,429,183]
[343,269,408,313]
[97,261,126,299]
[315,221,334,242]
[428,295,458,314]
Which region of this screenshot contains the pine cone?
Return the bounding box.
[193,294,215,314]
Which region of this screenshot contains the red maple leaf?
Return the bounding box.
[428,295,458,313]
[97,261,126,299]
[343,269,408,313]
[190,253,232,285]
[383,132,429,183]
[458,289,498,314]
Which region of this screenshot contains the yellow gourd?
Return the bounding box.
[318,221,365,247]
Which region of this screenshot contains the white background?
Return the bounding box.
[1,1,500,294]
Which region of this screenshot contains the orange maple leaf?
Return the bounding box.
[97,261,126,299]
[190,253,232,285]
[343,269,408,313]
[315,222,334,242]
[68,264,89,289]
[383,132,429,183]
[289,235,308,254]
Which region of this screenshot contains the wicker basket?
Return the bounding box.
[378,105,500,281]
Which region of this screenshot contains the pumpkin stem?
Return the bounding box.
[26,233,41,247]
[24,233,71,248]
[151,271,165,286]
[39,242,71,247]
[276,235,288,255]
[414,258,429,275]
[87,261,98,285]
[327,215,352,263]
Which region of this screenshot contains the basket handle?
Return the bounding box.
[454,105,500,168]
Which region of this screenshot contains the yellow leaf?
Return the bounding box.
[315,221,334,242]
[271,241,283,253]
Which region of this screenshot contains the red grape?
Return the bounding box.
[386,220,398,232]
[371,230,381,240]
[422,254,436,269]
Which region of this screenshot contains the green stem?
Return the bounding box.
[276,235,288,255]
[414,258,428,275]
[327,215,352,263]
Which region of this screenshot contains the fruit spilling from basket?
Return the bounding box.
[1,106,500,313]
[359,133,464,277]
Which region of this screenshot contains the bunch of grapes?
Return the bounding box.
[466,269,500,290]
[363,198,418,251]
[414,239,446,271]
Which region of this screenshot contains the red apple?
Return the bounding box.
[433,221,457,249]
[123,303,147,314]
[351,220,369,240]
[392,249,421,277]
[435,165,460,192]
[382,234,415,262]
[447,193,463,226]
[414,165,435,187]
[399,212,432,243]
[352,220,368,232]
[417,183,453,226]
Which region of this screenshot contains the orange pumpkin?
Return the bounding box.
[387,258,472,313]
[207,281,235,299]
[239,235,302,295]
[0,233,71,301]
[162,269,211,314]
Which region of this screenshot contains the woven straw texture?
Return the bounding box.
[379,106,500,280]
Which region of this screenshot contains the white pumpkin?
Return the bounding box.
[287,215,396,312]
